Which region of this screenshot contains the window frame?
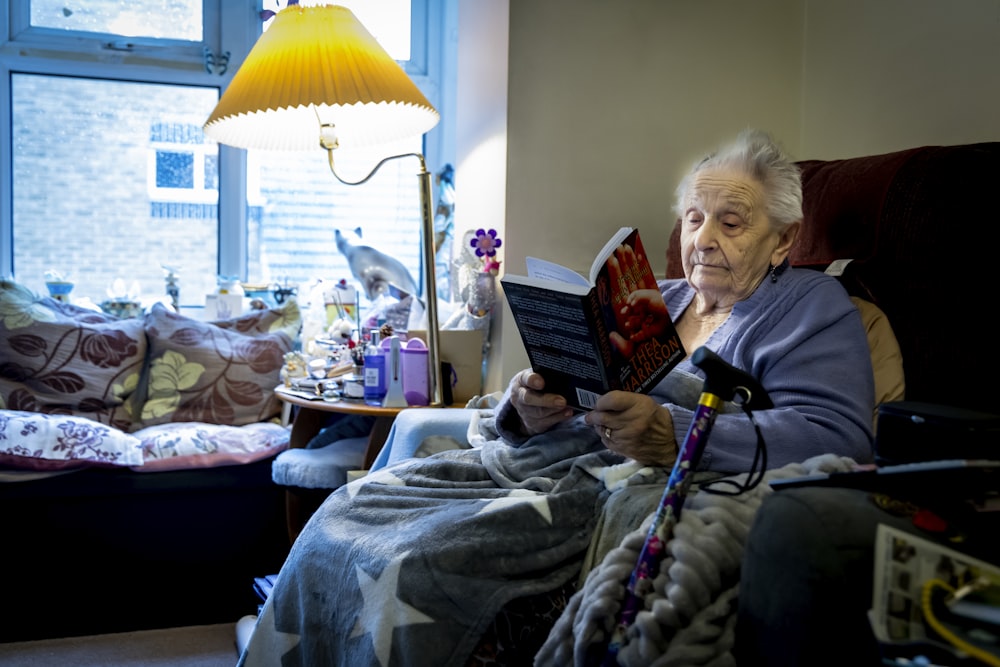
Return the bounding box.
[0,0,449,287]
[7,0,222,70]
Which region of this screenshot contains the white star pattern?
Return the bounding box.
[346,467,406,498]
[351,551,435,667]
[240,597,300,667]
[598,460,656,490]
[477,488,553,524]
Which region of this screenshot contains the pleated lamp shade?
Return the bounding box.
[203,4,439,151]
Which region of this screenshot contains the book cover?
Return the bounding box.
[501,227,685,410]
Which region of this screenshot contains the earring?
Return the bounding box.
[769,259,788,283]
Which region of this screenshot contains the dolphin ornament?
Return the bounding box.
[335,228,421,300]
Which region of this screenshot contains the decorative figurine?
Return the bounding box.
[44,270,74,303]
[162,265,181,312]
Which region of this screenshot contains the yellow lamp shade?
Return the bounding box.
[203,4,439,151]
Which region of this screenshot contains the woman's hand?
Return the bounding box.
[507,369,575,436]
[585,391,678,467]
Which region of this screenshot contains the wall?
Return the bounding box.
[455,0,509,394]
[800,0,1000,157]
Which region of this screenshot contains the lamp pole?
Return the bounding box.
[416,158,445,407]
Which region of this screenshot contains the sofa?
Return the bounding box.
[0,280,301,642]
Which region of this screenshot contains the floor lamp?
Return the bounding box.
[203,3,444,406]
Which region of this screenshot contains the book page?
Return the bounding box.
[525,257,589,286]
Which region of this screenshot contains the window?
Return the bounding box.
[149,122,219,203]
[1,0,453,312]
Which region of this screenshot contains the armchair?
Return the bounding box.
[730,141,1000,666]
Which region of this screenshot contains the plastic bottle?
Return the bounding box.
[363,330,386,405]
[401,337,430,406]
[382,336,407,408]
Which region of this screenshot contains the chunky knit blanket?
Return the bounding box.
[536,454,857,667]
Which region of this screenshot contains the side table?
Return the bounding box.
[275,386,407,469]
[274,386,409,543]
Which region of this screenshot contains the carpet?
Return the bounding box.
[0,621,240,667]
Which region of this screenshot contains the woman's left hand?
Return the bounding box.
[585,391,678,467]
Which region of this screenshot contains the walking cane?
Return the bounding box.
[600,345,773,666]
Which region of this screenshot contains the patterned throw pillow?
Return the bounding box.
[131,421,290,471]
[0,280,146,431]
[133,300,301,429]
[0,410,144,470]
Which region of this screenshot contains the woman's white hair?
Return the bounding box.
[673,129,803,231]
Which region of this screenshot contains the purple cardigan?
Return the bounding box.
[496,266,875,475]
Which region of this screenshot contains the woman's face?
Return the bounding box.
[679,168,796,307]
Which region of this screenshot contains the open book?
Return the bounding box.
[500,227,685,410]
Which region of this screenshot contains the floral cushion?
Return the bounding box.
[0,280,146,431]
[131,421,290,471]
[0,410,144,470]
[132,301,301,429]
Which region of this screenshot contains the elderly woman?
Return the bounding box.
[238,130,875,667]
[500,128,874,473]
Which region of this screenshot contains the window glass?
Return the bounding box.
[29,0,203,41]
[157,152,195,189]
[11,73,219,304]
